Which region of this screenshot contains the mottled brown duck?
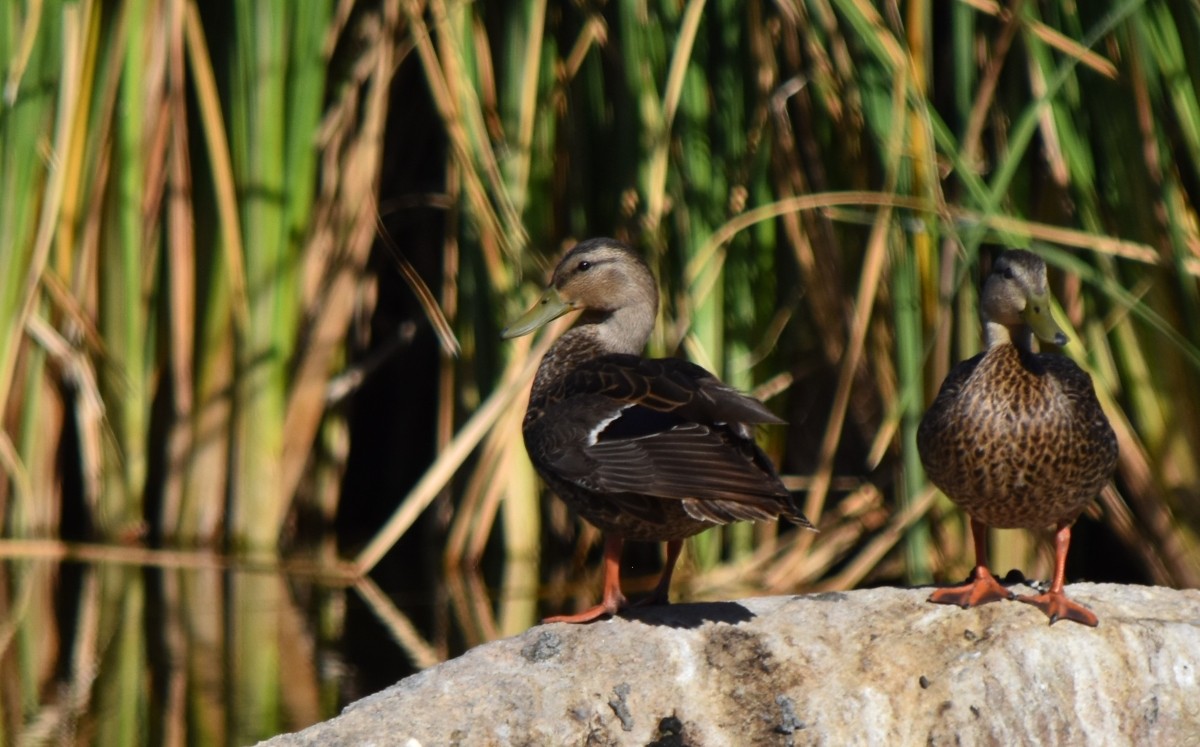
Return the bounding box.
[502,238,813,624]
[918,249,1118,626]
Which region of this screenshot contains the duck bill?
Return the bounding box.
[501,288,575,339]
[1023,291,1068,346]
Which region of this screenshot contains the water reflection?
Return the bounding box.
[1,557,344,745]
[0,548,560,746]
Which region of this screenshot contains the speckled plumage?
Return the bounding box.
[918,343,1117,529]
[918,249,1117,626]
[503,238,811,622]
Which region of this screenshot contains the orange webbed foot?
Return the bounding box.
[544,534,628,624]
[1016,589,1098,627]
[543,589,627,624]
[928,567,1015,609]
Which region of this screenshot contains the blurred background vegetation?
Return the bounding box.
[2,0,1200,742]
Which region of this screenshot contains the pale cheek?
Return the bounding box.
[983,299,1024,326]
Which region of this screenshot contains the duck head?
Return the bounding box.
[502,238,659,355]
[980,249,1068,350]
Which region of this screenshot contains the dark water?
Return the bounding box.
[1,557,330,745]
[0,544,571,746]
[0,559,408,744]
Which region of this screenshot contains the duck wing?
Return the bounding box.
[526,355,810,527]
[916,352,983,484]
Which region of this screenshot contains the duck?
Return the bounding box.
[918,248,1118,626]
[502,237,813,623]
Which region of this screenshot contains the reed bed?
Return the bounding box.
[388,0,1200,621]
[0,0,399,549]
[1,0,397,739]
[2,2,1200,737]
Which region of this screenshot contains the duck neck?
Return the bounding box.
[528,308,654,411]
[984,319,1033,353]
[576,305,655,356]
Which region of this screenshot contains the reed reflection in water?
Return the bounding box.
[0,555,338,745]
[0,544,562,746]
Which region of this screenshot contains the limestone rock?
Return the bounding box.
[259,584,1200,746]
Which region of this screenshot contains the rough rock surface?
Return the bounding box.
[260,584,1200,746]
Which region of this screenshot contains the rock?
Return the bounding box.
[259,584,1200,746]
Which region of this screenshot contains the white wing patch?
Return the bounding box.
[586,404,632,445]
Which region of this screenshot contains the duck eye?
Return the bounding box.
[1001,267,1015,280]
[577,260,592,272]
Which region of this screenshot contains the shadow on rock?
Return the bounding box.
[618,601,755,628]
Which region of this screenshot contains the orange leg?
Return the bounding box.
[1016,521,1098,627]
[929,518,1015,609]
[544,535,628,624]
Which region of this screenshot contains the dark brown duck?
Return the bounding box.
[503,238,813,623]
[918,249,1118,626]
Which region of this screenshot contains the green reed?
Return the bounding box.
[405,0,1200,614]
[0,0,395,552]
[2,0,1199,635]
